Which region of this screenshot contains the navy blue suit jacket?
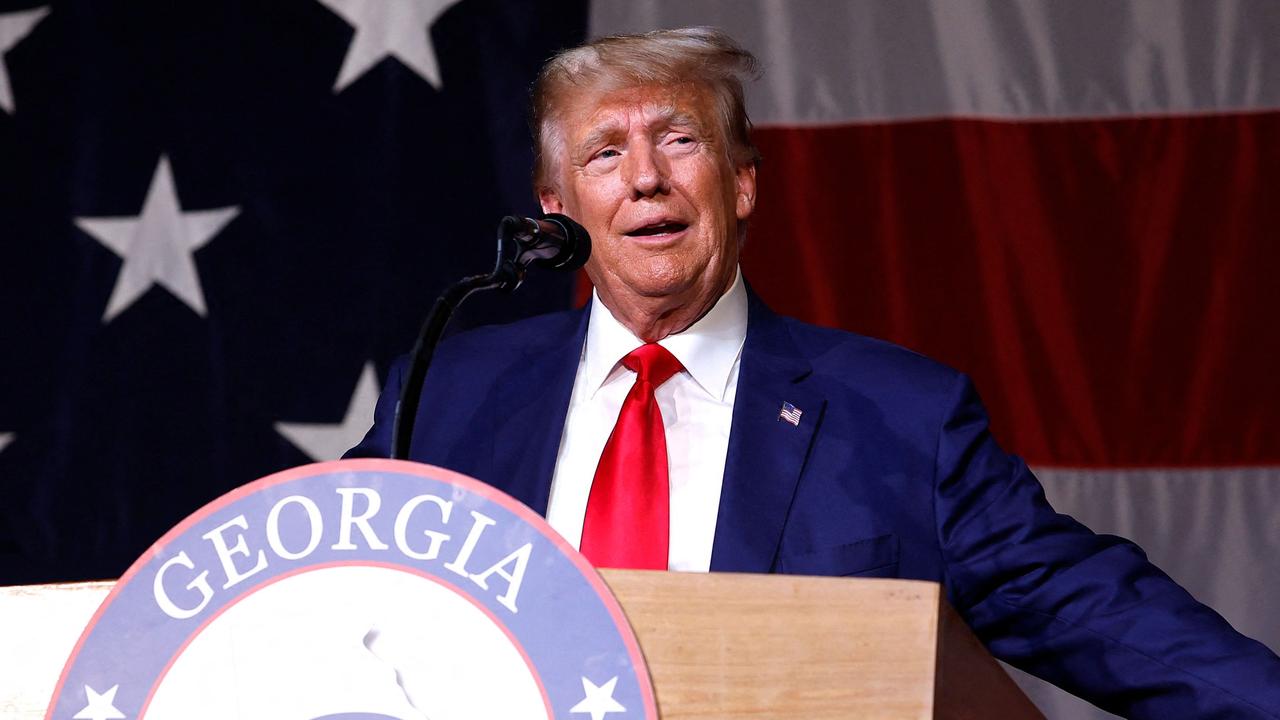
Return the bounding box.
[350,290,1280,718]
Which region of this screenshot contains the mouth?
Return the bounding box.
[624,221,690,238]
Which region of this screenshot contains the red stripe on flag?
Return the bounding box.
[742,113,1280,467]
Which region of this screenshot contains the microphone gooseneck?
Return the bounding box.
[389,214,591,460]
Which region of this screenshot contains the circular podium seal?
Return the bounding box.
[46,459,658,720]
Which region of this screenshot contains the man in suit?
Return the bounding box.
[350,27,1280,718]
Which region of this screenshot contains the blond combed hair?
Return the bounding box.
[530,27,762,192]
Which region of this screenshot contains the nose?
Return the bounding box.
[623,142,669,199]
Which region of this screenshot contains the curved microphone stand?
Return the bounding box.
[389,214,589,460]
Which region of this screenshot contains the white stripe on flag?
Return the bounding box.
[590,0,1280,123]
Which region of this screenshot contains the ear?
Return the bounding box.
[734,162,757,221]
[538,187,564,215]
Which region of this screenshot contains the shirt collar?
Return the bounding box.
[583,267,748,401]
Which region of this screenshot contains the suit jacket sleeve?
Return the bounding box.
[935,374,1280,719]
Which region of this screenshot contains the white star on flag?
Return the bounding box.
[73,684,126,720]
[74,155,240,323]
[276,362,381,461]
[0,5,50,113]
[569,676,626,720]
[316,0,462,91]
[0,432,13,454]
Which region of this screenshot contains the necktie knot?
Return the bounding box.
[621,343,683,387]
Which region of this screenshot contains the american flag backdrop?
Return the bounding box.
[2,2,1278,718]
[590,2,1280,717]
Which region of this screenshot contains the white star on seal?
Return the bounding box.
[316,0,462,91]
[74,156,240,323]
[570,676,626,720]
[0,5,49,114]
[276,362,381,461]
[72,684,126,720]
[0,432,13,454]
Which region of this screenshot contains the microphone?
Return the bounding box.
[504,213,591,271]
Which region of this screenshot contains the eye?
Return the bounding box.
[588,147,621,165]
[664,134,698,152]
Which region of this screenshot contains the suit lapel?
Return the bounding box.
[486,306,589,517]
[711,291,825,572]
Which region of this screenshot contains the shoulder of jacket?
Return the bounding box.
[779,316,964,396]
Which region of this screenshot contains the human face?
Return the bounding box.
[539,83,756,338]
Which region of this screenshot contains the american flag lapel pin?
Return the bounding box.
[778,401,802,426]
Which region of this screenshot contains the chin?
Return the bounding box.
[629,266,700,298]
[621,279,691,301]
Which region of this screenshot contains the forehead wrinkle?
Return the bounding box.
[574,99,707,156]
[666,110,710,135]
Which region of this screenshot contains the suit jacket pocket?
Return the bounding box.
[775,534,900,578]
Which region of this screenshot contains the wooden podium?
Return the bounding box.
[0,573,1041,719]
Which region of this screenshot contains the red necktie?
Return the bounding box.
[580,343,684,569]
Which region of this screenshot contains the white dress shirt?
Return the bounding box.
[546,269,748,572]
